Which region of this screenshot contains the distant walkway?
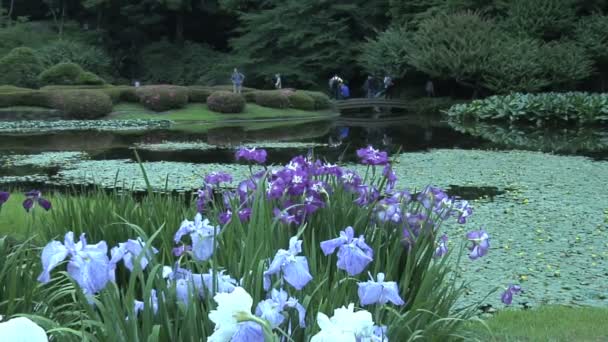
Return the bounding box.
[333,98,409,112]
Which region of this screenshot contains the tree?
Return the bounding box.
[358,25,412,78]
[499,0,577,40]
[406,12,502,96]
[230,0,389,87]
[574,14,608,89]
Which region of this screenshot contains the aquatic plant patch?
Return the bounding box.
[0,119,172,133]
[446,92,608,125]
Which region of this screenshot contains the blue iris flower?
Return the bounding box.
[174,213,220,262]
[357,272,405,306]
[38,232,112,300]
[320,226,374,276]
[255,288,306,328]
[263,236,313,291]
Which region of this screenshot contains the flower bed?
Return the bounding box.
[0,146,518,341]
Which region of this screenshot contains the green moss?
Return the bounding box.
[469,306,608,341]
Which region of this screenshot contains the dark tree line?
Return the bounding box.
[1,0,608,96]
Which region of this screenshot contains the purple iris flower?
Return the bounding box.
[388,188,412,203]
[453,200,473,224]
[501,284,522,305]
[38,232,111,298]
[0,191,9,207]
[238,208,252,222]
[23,190,51,212]
[340,170,362,192]
[235,147,267,164]
[255,288,307,328]
[466,229,490,260]
[417,186,450,211]
[173,268,237,304]
[356,146,389,165]
[303,194,325,214]
[320,226,374,276]
[358,272,405,306]
[375,198,403,223]
[267,178,287,199]
[219,210,232,225]
[263,236,313,291]
[204,171,233,186]
[172,244,191,257]
[273,208,297,225]
[113,237,159,272]
[196,186,212,213]
[287,169,309,196]
[174,213,220,262]
[402,213,433,247]
[238,179,257,204]
[434,234,449,258]
[354,185,380,206]
[231,322,264,342]
[133,289,159,316]
[317,162,343,177]
[382,165,397,190]
[308,180,331,196]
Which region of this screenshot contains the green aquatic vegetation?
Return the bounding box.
[446,92,608,125]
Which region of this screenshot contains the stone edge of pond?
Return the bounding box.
[0,119,173,133]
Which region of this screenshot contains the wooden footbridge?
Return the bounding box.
[333,98,409,112]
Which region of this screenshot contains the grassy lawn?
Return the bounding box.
[469,306,608,341]
[0,192,55,240]
[110,102,336,122]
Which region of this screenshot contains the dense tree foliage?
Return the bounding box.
[0,0,606,95]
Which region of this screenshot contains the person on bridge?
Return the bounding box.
[329,74,343,99]
[340,82,350,99]
[383,75,394,99]
[425,79,435,97]
[363,75,377,98]
[274,73,282,89]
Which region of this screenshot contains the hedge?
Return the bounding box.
[206,91,246,113]
[47,90,113,119]
[254,90,290,108]
[187,86,213,103]
[446,92,608,125]
[135,85,189,111]
[301,91,331,110]
[0,89,52,108]
[286,92,315,110]
[0,47,44,88]
[38,62,105,86]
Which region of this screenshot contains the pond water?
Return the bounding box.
[1,113,607,310]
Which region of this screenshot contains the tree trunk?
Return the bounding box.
[175,10,184,44]
[8,0,15,25]
[59,0,66,36]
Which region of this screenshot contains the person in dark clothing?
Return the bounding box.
[363,75,377,98]
[340,82,350,99]
[425,79,435,97]
[329,74,343,99]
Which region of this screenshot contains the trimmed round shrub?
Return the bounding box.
[77,71,105,86]
[243,91,257,102]
[101,86,138,104]
[206,91,246,113]
[0,88,53,108]
[48,90,113,119]
[0,47,44,88]
[254,90,290,108]
[39,62,84,85]
[135,85,189,112]
[188,86,213,103]
[286,92,315,110]
[302,91,331,110]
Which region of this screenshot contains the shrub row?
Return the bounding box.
[38,62,105,86]
[446,92,608,125]
[135,85,189,112]
[0,87,112,119]
[206,91,246,113]
[252,90,331,110]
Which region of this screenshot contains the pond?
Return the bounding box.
[1,113,607,311]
